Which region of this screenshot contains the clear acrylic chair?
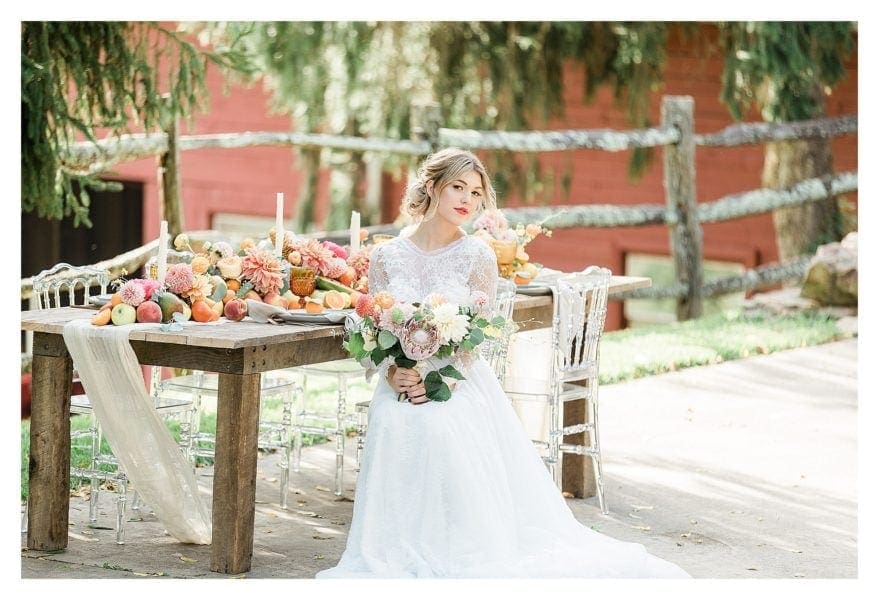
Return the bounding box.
[480,276,518,383]
[27,262,194,543]
[504,266,612,514]
[290,360,367,496]
[156,370,303,509]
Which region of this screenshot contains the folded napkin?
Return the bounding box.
[246,299,349,325]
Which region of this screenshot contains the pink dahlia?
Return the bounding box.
[136,278,162,300]
[119,280,146,307]
[295,238,335,277]
[325,257,348,280]
[165,263,195,295]
[241,248,284,296]
[346,245,373,280]
[354,294,377,319]
[322,240,348,260]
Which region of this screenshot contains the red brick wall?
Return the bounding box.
[110,24,858,331]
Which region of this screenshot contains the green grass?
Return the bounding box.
[20,308,850,501]
[20,372,376,501]
[599,308,848,384]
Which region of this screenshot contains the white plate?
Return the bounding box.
[516,283,551,296]
[88,294,114,306]
[280,309,352,324]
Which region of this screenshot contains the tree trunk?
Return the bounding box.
[295,147,321,233]
[762,138,840,263]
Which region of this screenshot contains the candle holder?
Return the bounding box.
[289,267,316,297]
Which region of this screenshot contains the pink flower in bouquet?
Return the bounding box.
[165,263,195,295]
[525,223,542,237]
[355,293,378,318]
[119,280,146,307]
[241,248,284,296]
[322,240,348,260]
[400,319,442,361]
[471,290,489,308]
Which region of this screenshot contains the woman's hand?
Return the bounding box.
[387,365,430,404]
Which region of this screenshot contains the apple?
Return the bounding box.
[223,298,248,321]
[111,303,137,326]
[136,300,162,323]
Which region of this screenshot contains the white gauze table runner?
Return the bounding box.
[62,320,212,544]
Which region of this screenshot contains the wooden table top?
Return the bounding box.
[20,275,651,350]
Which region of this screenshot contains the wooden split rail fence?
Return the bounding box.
[25,97,857,322]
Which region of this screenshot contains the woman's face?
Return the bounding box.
[428,170,485,227]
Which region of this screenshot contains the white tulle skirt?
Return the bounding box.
[316,358,689,578]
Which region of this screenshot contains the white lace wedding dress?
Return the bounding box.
[316,234,689,578]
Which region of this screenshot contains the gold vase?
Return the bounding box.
[489,238,518,265]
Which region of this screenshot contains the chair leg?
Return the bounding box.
[115,473,127,545]
[278,385,295,509]
[292,374,306,473]
[89,418,101,524]
[589,383,608,515]
[355,407,367,472]
[334,376,347,496]
[549,382,563,491]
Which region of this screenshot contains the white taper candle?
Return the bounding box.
[276,192,285,259]
[156,220,168,284]
[350,210,361,254]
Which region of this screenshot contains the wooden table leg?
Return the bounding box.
[561,388,596,499]
[210,372,261,574]
[27,333,73,550]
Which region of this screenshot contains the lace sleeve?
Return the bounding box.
[468,239,498,314]
[367,243,389,294]
[362,244,391,382]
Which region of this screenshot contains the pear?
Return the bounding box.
[157,292,187,323]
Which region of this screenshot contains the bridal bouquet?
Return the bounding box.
[343,290,512,402]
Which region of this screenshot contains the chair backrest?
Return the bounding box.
[553,266,611,375]
[32,263,111,309]
[481,276,518,381]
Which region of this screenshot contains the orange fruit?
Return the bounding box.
[338,267,356,287]
[513,272,532,285]
[110,292,123,306]
[349,290,363,307]
[91,307,112,326]
[373,291,394,310]
[223,289,236,304]
[323,290,346,310]
[226,279,240,292]
[305,300,324,314]
[191,299,215,323]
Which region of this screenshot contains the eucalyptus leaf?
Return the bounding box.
[377,330,398,350]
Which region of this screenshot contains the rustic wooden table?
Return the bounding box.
[20,275,649,574]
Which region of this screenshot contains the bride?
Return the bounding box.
[316,148,689,578]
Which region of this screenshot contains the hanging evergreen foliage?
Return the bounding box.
[718,22,854,122]
[21,21,254,227]
[196,21,674,223]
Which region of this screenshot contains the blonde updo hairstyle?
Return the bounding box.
[402,147,497,222]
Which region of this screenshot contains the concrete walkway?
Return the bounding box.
[20,339,857,579]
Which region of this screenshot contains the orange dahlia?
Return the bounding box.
[241,248,284,296]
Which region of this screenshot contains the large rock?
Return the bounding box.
[800,232,858,306]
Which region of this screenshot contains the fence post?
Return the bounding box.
[410,101,442,156]
[661,95,703,320]
[157,99,184,238]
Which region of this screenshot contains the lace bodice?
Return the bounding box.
[368,234,498,308]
